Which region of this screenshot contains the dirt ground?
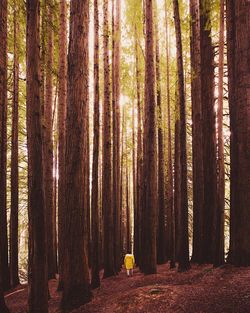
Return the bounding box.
[5,264,250,313]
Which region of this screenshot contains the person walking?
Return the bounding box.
[124,252,135,277]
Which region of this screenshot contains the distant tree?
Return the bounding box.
[10,0,20,288]
[227,0,250,266]
[141,0,157,275]
[26,0,48,311]
[43,0,57,280]
[0,0,10,292]
[214,0,225,267]
[61,0,92,310]
[173,0,190,272]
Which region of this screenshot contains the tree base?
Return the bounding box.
[61,284,92,312]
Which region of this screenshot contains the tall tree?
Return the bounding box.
[10,0,20,288]
[227,0,250,266]
[91,0,101,289]
[103,0,115,278]
[0,0,10,292]
[165,3,175,268]
[0,267,9,313]
[155,3,166,265]
[200,0,217,264]
[57,0,67,291]
[61,0,92,310]
[142,0,157,275]
[26,0,48,312]
[173,0,190,272]
[112,0,121,274]
[44,0,57,279]
[214,0,225,267]
[190,0,204,264]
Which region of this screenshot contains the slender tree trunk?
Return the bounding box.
[165,4,175,268]
[173,0,190,272]
[10,0,20,288]
[126,164,131,252]
[26,1,48,312]
[0,0,10,292]
[227,0,250,266]
[200,0,217,264]
[44,0,56,280]
[155,3,166,265]
[142,0,157,275]
[91,0,100,289]
[112,0,121,274]
[103,0,115,278]
[57,0,67,291]
[190,0,205,264]
[134,25,143,269]
[214,0,225,267]
[0,266,9,313]
[61,1,92,310]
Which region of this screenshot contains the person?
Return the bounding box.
[124,252,135,277]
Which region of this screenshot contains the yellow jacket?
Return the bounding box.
[124,254,135,270]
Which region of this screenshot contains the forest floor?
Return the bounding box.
[5,263,250,313]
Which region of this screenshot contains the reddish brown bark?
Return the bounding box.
[200,0,217,264]
[102,0,115,278]
[57,0,67,291]
[173,0,190,272]
[61,1,92,310]
[44,0,57,280]
[142,0,157,275]
[91,0,100,289]
[26,0,48,312]
[10,0,20,288]
[214,0,225,267]
[190,0,205,264]
[227,0,250,266]
[0,0,10,292]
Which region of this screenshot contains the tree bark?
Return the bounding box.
[190,0,205,264]
[0,0,10,292]
[61,1,92,310]
[155,4,166,265]
[142,0,157,275]
[102,0,115,278]
[214,0,225,267]
[173,0,190,272]
[57,0,67,291]
[10,0,20,288]
[227,0,250,266]
[26,0,48,312]
[91,0,101,289]
[200,0,217,264]
[44,0,57,280]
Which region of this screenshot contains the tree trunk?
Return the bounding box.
[57,0,67,291]
[134,25,143,269]
[173,0,190,272]
[0,0,10,292]
[155,4,166,265]
[227,0,250,266]
[112,0,121,274]
[126,164,131,252]
[91,0,100,289]
[200,0,217,264]
[61,1,92,310]
[142,0,157,275]
[26,1,48,312]
[44,0,56,280]
[214,0,225,267]
[10,0,20,288]
[165,3,175,268]
[102,0,115,278]
[190,0,205,264]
